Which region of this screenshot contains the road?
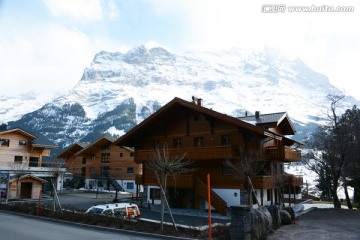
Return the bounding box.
[56,192,230,227]
[0,211,173,240]
[267,208,360,239]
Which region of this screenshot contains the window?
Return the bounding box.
[222,163,232,175]
[173,138,182,148]
[81,167,86,177]
[89,167,96,177]
[14,156,23,164]
[82,155,86,164]
[101,153,110,163]
[0,139,9,147]
[90,154,95,160]
[150,188,161,200]
[152,140,159,149]
[101,166,110,177]
[194,137,203,147]
[120,153,123,157]
[267,189,272,201]
[127,182,134,190]
[19,140,26,146]
[102,144,110,151]
[127,167,134,174]
[221,135,230,145]
[130,152,134,157]
[194,113,199,121]
[29,157,39,167]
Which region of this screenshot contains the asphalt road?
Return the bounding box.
[267,208,360,240]
[0,211,172,240]
[56,192,230,227]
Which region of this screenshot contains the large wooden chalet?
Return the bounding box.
[115,97,302,215]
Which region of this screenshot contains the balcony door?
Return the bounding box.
[29,157,39,167]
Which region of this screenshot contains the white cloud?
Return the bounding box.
[44,0,103,22]
[144,0,360,99]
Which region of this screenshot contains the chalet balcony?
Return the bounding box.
[134,145,239,163]
[284,174,303,187]
[137,174,194,188]
[265,146,301,162]
[251,175,274,189]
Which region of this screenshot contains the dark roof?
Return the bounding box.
[56,142,88,158]
[239,112,296,135]
[31,134,57,149]
[76,136,119,155]
[239,112,286,124]
[115,97,265,147]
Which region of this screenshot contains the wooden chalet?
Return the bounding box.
[57,137,142,194]
[0,125,61,198]
[115,97,303,215]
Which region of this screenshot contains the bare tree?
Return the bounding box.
[44,158,67,212]
[306,94,352,209]
[224,147,265,205]
[147,143,193,231]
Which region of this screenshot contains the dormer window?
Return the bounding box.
[194,137,203,147]
[19,140,26,146]
[221,135,230,145]
[102,144,110,151]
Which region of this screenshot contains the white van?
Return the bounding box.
[85,203,140,219]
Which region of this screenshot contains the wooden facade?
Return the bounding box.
[57,137,142,193]
[115,97,303,215]
[0,127,60,196]
[0,128,55,168]
[8,174,46,199]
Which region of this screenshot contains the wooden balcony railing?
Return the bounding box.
[265,146,301,162]
[251,175,274,189]
[284,175,303,187]
[139,174,194,188]
[134,145,239,163]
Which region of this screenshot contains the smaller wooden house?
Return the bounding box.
[8,174,47,199]
[57,137,142,194]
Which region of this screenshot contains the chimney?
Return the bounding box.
[255,111,260,119]
[192,96,203,106]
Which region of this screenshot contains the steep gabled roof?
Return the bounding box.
[0,128,37,140]
[239,112,296,135]
[75,136,116,155]
[115,97,265,147]
[0,127,57,148]
[9,174,47,183]
[56,142,88,158]
[31,134,57,149]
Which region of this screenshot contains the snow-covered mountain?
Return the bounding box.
[5,46,359,153]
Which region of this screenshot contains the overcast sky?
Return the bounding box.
[0,0,359,100]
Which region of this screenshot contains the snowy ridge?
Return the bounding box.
[57,46,357,123]
[4,46,360,150]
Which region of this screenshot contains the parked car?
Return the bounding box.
[85,203,140,219]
